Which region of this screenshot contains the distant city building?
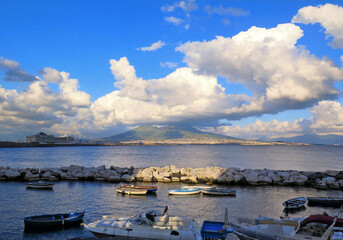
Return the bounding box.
[26,132,76,144]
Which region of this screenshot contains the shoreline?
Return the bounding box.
[0,140,312,148]
[1,165,342,190]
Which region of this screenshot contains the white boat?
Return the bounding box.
[283,197,306,209]
[83,208,202,240]
[116,187,148,195]
[181,185,216,190]
[26,182,54,189]
[168,188,201,195]
[201,188,236,196]
[231,214,343,240]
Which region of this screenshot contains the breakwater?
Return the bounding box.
[1,165,343,190]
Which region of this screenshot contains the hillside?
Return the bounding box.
[103,124,305,146]
[105,124,238,142]
[271,134,343,145]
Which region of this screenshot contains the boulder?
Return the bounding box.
[170,165,179,174]
[122,174,135,182]
[108,175,121,182]
[163,178,171,183]
[233,174,243,183]
[5,169,21,179]
[42,171,52,179]
[171,177,180,182]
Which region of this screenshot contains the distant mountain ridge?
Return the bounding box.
[271,134,343,145]
[105,124,238,142]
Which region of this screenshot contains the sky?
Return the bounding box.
[0,0,343,141]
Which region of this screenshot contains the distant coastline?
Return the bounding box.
[0,140,310,148]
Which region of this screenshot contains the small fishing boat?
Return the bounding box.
[26,182,54,189]
[83,207,202,240]
[307,197,343,208]
[182,185,217,190]
[116,187,148,195]
[201,188,236,196]
[168,188,201,195]
[283,197,306,209]
[24,211,84,232]
[122,185,158,193]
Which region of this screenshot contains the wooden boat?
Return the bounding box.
[168,188,201,195]
[26,182,54,189]
[24,212,84,232]
[231,214,343,240]
[307,197,343,207]
[116,187,148,195]
[83,208,202,239]
[283,197,306,209]
[122,185,158,193]
[201,188,236,196]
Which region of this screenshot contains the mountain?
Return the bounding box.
[104,124,238,142]
[270,134,343,145]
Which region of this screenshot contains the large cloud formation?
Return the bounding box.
[292,3,343,49]
[2,15,343,139]
[177,23,343,119]
[0,61,91,137]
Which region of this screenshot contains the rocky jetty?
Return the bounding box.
[0,165,343,190]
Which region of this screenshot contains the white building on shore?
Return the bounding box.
[26,132,76,144]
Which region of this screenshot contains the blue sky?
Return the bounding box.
[0,0,343,141]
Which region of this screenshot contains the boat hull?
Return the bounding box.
[168,189,201,195]
[307,197,343,207]
[24,212,84,232]
[201,189,236,196]
[116,188,148,195]
[26,183,54,189]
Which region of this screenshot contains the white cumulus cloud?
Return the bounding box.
[292,3,343,49]
[177,23,343,120]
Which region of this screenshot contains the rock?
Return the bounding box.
[60,172,68,179]
[153,172,164,182]
[326,170,340,177]
[233,174,243,183]
[122,174,135,182]
[245,171,260,185]
[42,171,52,179]
[49,176,59,181]
[143,177,152,182]
[170,165,179,174]
[5,169,21,179]
[0,170,6,178]
[108,175,121,182]
[171,177,180,182]
[188,175,198,183]
[163,178,171,183]
[338,179,343,187]
[262,176,272,184]
[94,177,106,181]
[180,176,190,182]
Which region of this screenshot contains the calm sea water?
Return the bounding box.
[1,144,343,171]
[1,145,343,239]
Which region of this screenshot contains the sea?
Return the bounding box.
[0,144,343,240]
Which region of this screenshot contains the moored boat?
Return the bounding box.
[231,214,343,240]
[283,197,306,209]
[24,211,84,232]
[168,188,201,195]
[26,182,54,189]
[83,207,202,240]
[182,185,217,190]
[201,188,236,196]
[307,197,343,208]
[116,187,148,195]
[122,185,158,193]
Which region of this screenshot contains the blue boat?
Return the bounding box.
[168,188,201,195]
[24,211,84,232]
